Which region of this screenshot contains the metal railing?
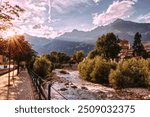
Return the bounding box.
[28,69,68,100]
[28,69,50,100]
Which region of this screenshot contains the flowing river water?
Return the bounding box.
[48,69,150,100]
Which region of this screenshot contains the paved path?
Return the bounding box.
[0,70,37,100]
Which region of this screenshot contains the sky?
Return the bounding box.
[2,0,150,38]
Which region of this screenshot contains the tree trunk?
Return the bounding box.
[17,61,20,75]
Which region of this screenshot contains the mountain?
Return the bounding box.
[56,19,150,43]
[24,19,150,55]
[24,34,94,55]
[24,34,52,51]
[38,39,94,55]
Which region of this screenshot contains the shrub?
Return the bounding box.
[73,50,85,63]
[33,56,53,78]
[87,49,101,59]
[78,56,116,84]
[109,58,150,88]
[78,57,95,81]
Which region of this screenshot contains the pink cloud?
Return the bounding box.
[93,0,137,26]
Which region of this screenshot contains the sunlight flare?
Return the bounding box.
[2,28,24,39]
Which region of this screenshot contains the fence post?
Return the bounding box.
[48,83,52,100]
[38,78,42,100]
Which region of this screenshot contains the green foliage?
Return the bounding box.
[44,51,70,63]
[73,50,84,63]
[132,32,148,58]
[96,33,121,60]
[33,56,53,78]
[78,56,116,84]
[43,51,70,68]
[109,58,150,88]
[87,49,101,59]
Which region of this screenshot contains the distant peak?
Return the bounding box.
[114,18,124,23]
[72,29,78,32]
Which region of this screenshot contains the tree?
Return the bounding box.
[96,33,121,60]
[0,2,24,30]
[87,49,101,59]
[43,52,70,68]
[109,58,150,88]
[0,38,7,55]
[33,56,53,78]
[73,50,84,63]
[132,32,147,58]
[78,56,116,84]
[7,35,36,74]
[44,51,70,64]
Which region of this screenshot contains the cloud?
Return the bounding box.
[93,0,137,26]
[136,12,150,23]
[93,0,102,3]
[49,0,102,13]
[3,0,102,38]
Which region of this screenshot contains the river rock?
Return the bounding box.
[81,87,88,90]
[71,85,77,89]
[60,88,67,91]
[64,82,69,86]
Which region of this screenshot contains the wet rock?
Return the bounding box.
[81,87,88,90]
[64,82,69,86]
[71,85,77,89]
[60,88,67,91]
[107,94,113,98]
[59,70,69,74]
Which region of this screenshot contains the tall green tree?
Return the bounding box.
[132,32,147,58]
[96,33,121,60]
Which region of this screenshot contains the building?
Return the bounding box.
[118,39,132,59]
[0,55,3,64]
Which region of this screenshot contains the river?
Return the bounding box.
[48,69,150,100]
[50,69,116,100]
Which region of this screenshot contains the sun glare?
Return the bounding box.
[6,30,15,37]
[2,28,24,39]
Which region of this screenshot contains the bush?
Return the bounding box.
[109,58,150,88]
[78,56,116,84]
[73,50,85,63]
[33,56,53,78]
[87,49,101,59]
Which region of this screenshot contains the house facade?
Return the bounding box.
[119,39,132,59]
[0,55,3,64]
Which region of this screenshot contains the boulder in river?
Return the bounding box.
[81,86,88,90]
[60,88,67,91]
[71,85,77,89]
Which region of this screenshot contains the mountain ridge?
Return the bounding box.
[24,19,150,55]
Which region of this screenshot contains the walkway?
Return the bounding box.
[0,70,37,100]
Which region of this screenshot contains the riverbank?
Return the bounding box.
[47,69,150,100]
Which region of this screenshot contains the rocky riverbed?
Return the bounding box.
[49,69,150,100]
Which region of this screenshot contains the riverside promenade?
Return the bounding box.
[0,70,37,100]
